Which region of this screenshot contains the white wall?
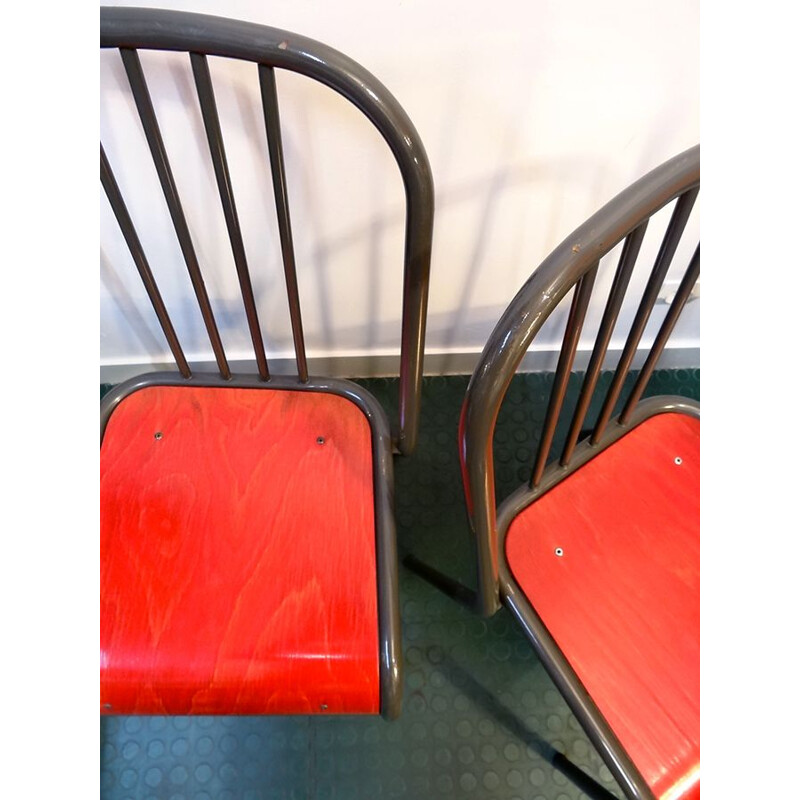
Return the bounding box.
[100,0,700,380]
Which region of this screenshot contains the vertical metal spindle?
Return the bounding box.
[258,64,308,383]
[561,223,647,465]
[619,245,700,423]
[190,52,270,380]
[592,187,698,442]
[120,48,231,380]
[101,144,191,378]
[530,264,598,488]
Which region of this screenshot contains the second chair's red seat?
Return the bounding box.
[101,384,380,715]
[505,412,700,799]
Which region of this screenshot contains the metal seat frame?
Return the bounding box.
[454,146,700,798]
[100,6,434,720]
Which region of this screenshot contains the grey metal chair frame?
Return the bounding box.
[457,146,700,799]
[100,6,434,719]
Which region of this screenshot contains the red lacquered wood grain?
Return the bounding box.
[101,385,380,714]
[506,413,699,799]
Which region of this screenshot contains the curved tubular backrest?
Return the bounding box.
[100,6,434,455]
[460,145,700,616]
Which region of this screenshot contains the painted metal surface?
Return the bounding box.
[505,412,699,800]
[455,145,700,798]
[101,384,380,715]
[99,145,191,379]
[190,51,270,379]
[459,145,700,619]
[100,5,434,455]
[620,246,700,423]
[117,47,231,379]
[530,264,597,488]
[592,189,698,441]
[100,6,435,717]
[258,63,308,383]
[560,223,646,464]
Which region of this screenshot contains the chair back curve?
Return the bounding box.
[459,144,700,616]
[100,5,434,454]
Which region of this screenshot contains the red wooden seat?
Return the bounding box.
[505,413,699,799]
[454,147,700,798]
[101,386,379,714]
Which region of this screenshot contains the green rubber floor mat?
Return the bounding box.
[100,368,699,800]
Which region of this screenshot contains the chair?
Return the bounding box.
[100,7,433,720]
[458,146,699,799]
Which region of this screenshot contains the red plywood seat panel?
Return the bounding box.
[101,385,380,715]
[505,413,699,799]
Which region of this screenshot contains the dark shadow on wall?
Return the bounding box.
[100,245,166,359]
[103,50,639,371]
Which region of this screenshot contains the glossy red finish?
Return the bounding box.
[101,385,380,714]
[506,413,699,799]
